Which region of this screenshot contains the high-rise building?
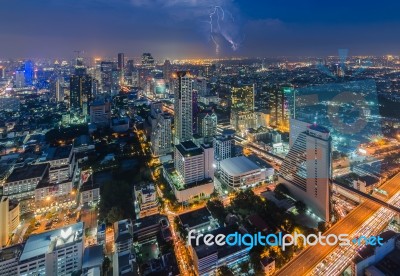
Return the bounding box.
[163,59,171,83]
[100,61,115,92]
[279,120,332,221]
[0,66,5,79]
[117,53,125,70]
[151,112,172,156]
[173,71,195,144]
[141,53,155,68]
[90,100,111,127]
[18,222,84,275]
[24,60,34,86]
[231,84,255,112]
[0,196,10,247]
[174,141,214,184]
[0,196,19,248]
[70,74,92,110]
[194,77,208,96]
[198,110,217,141]
[15,70,25,88]
[268,85,294,132]
[192,89,199,134]
[213,129,235,166]
[230,84,256,133]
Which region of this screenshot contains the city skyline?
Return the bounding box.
[1,0,400,59]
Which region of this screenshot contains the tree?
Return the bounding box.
[99,180,133,223]
[107,207,124,224]
[295,200,307,213]
[206,199,226,223]
[318,221,327,232]
[174,217,188,240]
[216,265,234,276]
[275,183,290,196]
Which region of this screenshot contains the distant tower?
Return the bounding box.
[70,74,92,110]
[173,71,194,144]
[163,60,171,83]
[268,85,294,132]
[15,70,25,88]
[24,60,34,86]
[117,53,125,70]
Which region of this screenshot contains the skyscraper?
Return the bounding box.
[117,53,125,70]
[100,61,114,92]
[70,74,92,110]
[173,71,194,144]
[230,84,257,133]
[231,84,255,112]
[198,110,218,141]
[163,59,171,83]
[279,120,332,221]
[268,85,294,132]
[213,129,236,167]
[24,60,34,86]
[0,66,5,79]
[151,112,172,157]
[15,70,25,88]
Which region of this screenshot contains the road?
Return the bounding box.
[276,172,400,276]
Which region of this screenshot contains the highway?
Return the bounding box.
[276,172,400,276]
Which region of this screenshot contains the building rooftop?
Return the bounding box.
[114,219,132,243]
[19,222,84,262]
[219,156,260,176]
[47,145,73,160]
[359,175,379,186]
[6,163,49,183]
[82,245,104,270]
[353,230,398,264]
[375,248,400,275]
[0,244,23,262]
[176,141,203,157]
[308,124,330,134]
[193,227,246,259]
[178,207,212,229]
[260,257,275,267]
[74,135,93,148]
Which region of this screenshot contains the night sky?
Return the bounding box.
[1,0,399,59]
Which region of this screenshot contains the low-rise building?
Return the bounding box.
[260,257,275,276]
[80,176,100,207]
[352,230,399,276]
[3,164,49,214]
[134,183,159,219]
[191,227,249,276]
[82,245,104,276]
[114,219,133,254]
[178,207,218,234]
[132,214,167,243]
[218,156,268,189]
[353,175,380,194]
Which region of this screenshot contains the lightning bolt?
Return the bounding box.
[208,6,238,54]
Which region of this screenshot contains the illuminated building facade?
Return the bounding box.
[279,121,332,221]
[173,71,195,144]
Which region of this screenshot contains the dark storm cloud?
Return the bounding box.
[0,0,399,58]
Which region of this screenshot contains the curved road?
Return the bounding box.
[276,172,400,276]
